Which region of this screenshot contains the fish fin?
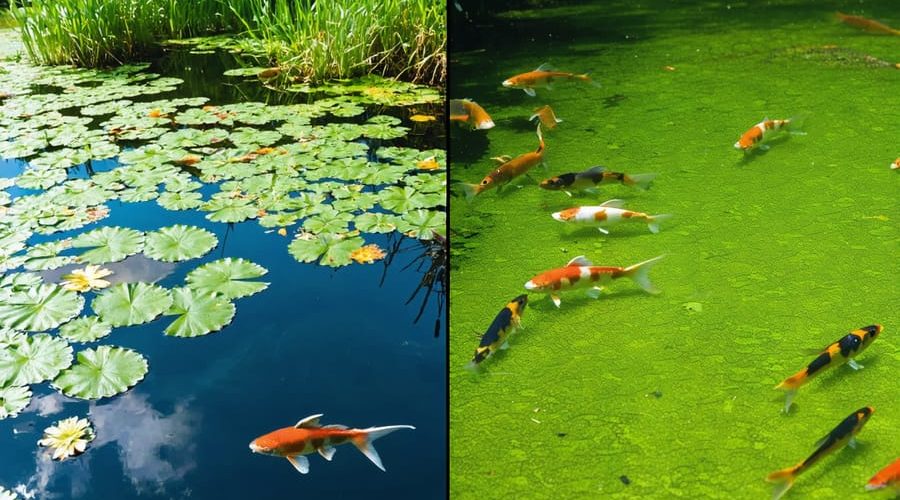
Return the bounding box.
[786,115,806,134]
[759,144,771,151]
[597,227,609,235]
[586,287,603,299]
[583,74,602,88]
[354,425,416,471]
[523,88,536,97]
[464,360,481,372]
[491,155,511,164]
[765,465,799,500]
[848,359,864,370]
[550,294,561,308]
[461,183,480,201]
[847,437,858,449]
[535,62,554,71]
[781,389,796,414]
[322,424,349,430]
[287,455,310,474]
[599,198,625,208]
[318,446,337,461]
[564,190,573,197]
[529,112,540,122]
[647,214,672,234]
[475,119,495,130]
[566,255,593,267]
[295,414,324,429]
[545,82,553,90]
[624,255,665,294]
[584,187,600,195]
[626,173,657,190]
[498,340,510,350]
[585,166,607,175]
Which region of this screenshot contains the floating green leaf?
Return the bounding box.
[0,385,31,419]
[52,346,148,400]
[58,316,112,343]
[288,233,364,267]
[0,333,73,387]
[157,191,203,210]
[303,205,354,234]
[397,209,445,240]
[92,282,173,327]
[163,287,236,338]
[23,240,74,271]
[0,285,84,332]
[144,225,217,262]
[201,195,259,223]
[185,258,269,299]
[354,212,400,234]
[71,226,144,264]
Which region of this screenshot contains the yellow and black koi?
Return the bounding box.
[466,295,528,369]
[766,406,874,500]
[775,324,882,412]
[539,166,656,196]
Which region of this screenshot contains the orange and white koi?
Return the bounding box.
[775,324,882,413]
[890,158,899,170]
[866,457,900,491]
[524,255,663,308]
[734,117,801,152]
[502,64,594,97]
[462,124,545,199]
[249,414,414,474]
[836,12,900,36]
[539,166,656,196]
[530,105,562,130]
[466,295,528,369]
[551,199,671,234]
[766,407,874,500]
[450,99,495,130]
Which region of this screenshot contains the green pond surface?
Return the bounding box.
[449,1,898,498]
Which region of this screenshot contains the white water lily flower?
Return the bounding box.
[37,416,95,461]
[60,265,113,292]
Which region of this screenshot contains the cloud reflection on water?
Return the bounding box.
[39,254,176,286]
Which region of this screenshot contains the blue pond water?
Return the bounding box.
[0,48,446,499]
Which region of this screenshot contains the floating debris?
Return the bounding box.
[620,475,631,486]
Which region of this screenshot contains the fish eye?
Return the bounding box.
[481,179,489,185]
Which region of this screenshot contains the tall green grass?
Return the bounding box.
[232,0,446,85]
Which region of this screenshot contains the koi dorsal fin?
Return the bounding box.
[323,424,349,430]
[600,199,625,208]
[535,62,555,72]
[294,414,324,429]
[585,165,606,175]
[566,255,592,267]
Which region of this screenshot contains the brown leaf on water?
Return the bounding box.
[350,244,386,264]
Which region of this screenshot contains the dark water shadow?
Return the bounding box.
[736,135,794,165]
[449,127,491,166]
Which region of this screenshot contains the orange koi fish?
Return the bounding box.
[734,117,802,152]
[249,414,414,474]
[466,295,528,369]
[552,199,672,234]
[836,12,900,35]
[450,99,495,130]
[462,124,545,199]
[502,64,594,97]
[530,105,562,130]
[775,325,882,413]
[866,457,900,491]
[890,158,900,170]
[540,166,656,196]
[766,407,874,500]
[524,255,663,308]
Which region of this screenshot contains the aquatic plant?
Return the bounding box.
[185,257,269,299]
[92,282,173,327]
[163,287,236,338]
[37,416,95,460]
[0,385,32,419]
[143,225,218,262]
[52,346,148,400]
[59,316,112,343]
[0,285,84,332]
[60,265,113,293]
[0,333,73,387]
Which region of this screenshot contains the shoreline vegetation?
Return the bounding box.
[8,0,445,86]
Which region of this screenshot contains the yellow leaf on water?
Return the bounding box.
[417,156,442,170]
[350,244,386,264]
[410,114,436,122]
[277,228,287,236]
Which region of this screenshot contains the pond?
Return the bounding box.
[0,29,446,499]
[449,1,897,499]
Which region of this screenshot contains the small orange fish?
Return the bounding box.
[836,12,900,35]
[891,158,900,170]
[249,414,414,474]
[502,64,595,97]
[866,457,900,491]
[530,105,562,130]
[734,117,802,152]
[462,124,544,199]
[449,99,494,130]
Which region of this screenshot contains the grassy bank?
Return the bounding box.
[8,0,446,85]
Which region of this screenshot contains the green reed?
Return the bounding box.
[232,0,446,85]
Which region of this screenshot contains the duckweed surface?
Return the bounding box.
[450,2,897,498]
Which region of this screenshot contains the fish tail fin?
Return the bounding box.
[353,425,416,471]
[786,115,806,134]
[461,183,481,201]
[625,172,657,190]
[535,123,544,153]
[766,465,801,500]
[624,255,664,294]
[775,371,806,391]
[579,73,601,87]
[647,214,672,234]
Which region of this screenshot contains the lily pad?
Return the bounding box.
[185,258,269,300]
[157,191,203,211]
[92,282,173,327]
[0,333,73,387]
[397,209,446,240]
[0,285,84,332]
[52,346,148,400]
[58,316,112,343]
[163,287,236,338]
[288,233,364,267]
[71,226,144,264]
[144,225,218,262]
[354,212,400,234]
[302,205,354,234]
[23,240,74,271]
[0,385,31,419]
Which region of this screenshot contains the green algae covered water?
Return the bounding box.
[449,1,899,498]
